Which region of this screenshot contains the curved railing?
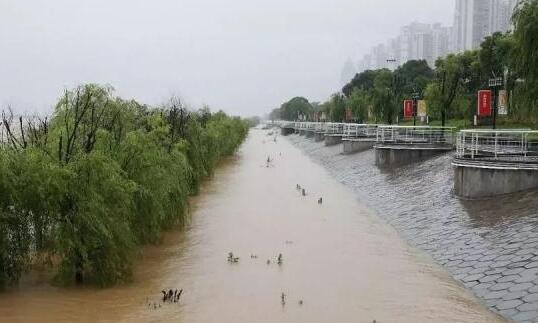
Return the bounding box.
[376,126,456,145]
[455,129,538,162]
[343,124,379,138]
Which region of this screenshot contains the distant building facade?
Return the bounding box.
[353,0,516,75]
[452,0,514,52]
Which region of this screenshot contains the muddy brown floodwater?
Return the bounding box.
[0,129,505,323]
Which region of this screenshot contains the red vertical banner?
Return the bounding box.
[403,100,413,119]
[477,90,492,117]
[345,108,352,122]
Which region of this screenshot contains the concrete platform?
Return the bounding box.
[280,127,294,136]
[325,134,343,146]
[305,130,315,138]
[453,159,538,199]
[314,132,325,142]
[342,138,375,154]
[375,144,453,168]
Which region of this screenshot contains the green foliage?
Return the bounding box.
[342,69,379,96]
[371,69,398,124]
[348,88,370,122]
[278,97,313,121]
[328,93,347,122]
[0,84,249,289]
[393,60,434,97]
[512,0,538,113]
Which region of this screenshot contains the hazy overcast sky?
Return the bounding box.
[0,0,454,117]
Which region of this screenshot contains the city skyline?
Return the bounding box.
[342,0,517,86]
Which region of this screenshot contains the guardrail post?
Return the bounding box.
[494,132,498,159]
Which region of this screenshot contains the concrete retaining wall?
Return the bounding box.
[375,145,451,168]
[314,132,325,142]
[305,130,315,138]
[281,128,295,136]
[325,135,343,146]
[342,139,375,154]
[454,164,538,199]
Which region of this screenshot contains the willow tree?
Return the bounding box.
[512,0,538,115]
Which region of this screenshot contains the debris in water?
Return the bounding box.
[176,289,183,302]
[277,253,283,265]
[299,300,303,305]
[318,197,323,204]
[296,184,301,190]
[302,188,306,196]
[266,259,271,265]
[228,252,239,263]
[281,292,286,305]
[250,254,258,259]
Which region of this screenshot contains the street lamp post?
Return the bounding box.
[412,91,420,126]
[489,77,503,130]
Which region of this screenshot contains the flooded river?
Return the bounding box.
[0,129,503,323]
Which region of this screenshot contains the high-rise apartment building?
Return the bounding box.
[452,0,514,52]
[353,0,516,75]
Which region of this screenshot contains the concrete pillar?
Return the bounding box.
[325,135,343,146]
[342,139,375,154]
[375,145,451,168]
[314,132,325,142]
[280,128,294,136]
[454,163,538,199]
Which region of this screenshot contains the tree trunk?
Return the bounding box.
[75,252,84,284]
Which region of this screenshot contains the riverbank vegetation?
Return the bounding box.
[270,0,538,127]
[0,84,249,289]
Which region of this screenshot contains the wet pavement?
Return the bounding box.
[288,133,538,323]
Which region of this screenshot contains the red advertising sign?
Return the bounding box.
[345,108,352,121]
[477,90,492,117]
[403,100,414,119]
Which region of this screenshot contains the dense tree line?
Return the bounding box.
[274,0,538,125]
[0,84,249,289]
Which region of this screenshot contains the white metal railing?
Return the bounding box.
[343,124,379,138]
[315,122,327,133]
[325,123,345,135]
[376,126,456,145]
[456,129,538,160]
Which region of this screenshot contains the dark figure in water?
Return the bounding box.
[318,197,323,204]
[296,184,301,190]
[281,292,286,305]
[162,290,168,302]
[173,289,177,300]
[168,289,174,301]
[302,188,306,196]
[176,289,183,302]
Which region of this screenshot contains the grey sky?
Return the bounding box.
[0,0,454,117]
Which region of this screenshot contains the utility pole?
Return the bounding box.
[489,77,503,129]
[412,91,420,127]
